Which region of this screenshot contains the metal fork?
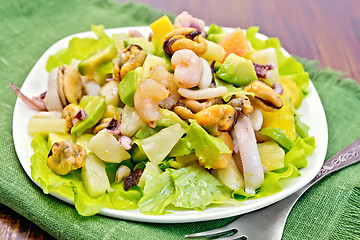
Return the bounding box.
[185,138,360,240]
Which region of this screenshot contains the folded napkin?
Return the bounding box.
[0,0,359,239]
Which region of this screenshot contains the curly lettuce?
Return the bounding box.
[138,165,234,214]
[46,25,113,72]
[170,165,233,210]
[184,120,231,168]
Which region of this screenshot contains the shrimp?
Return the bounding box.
[171,49,203,89]
[232,115,264,195]
[134,79,169,127]
[148,65,180,109]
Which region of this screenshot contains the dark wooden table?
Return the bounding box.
[1,0,359,239]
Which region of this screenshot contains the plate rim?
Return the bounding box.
[12,26,328,223]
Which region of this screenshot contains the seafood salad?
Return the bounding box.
[12,12,315,216]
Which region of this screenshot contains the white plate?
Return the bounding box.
[12,26,328,223]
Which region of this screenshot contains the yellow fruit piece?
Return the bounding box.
[261,95,296,140]
[258,141,285,171]
[200,40,225,63]
[280,77,302,109]
[150,15,175,42]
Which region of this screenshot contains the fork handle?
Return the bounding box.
[305,137,360,190]
[288,138,360,208]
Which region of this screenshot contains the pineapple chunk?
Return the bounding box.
[27,118,68,136]
[250,48,277,63]
[258,141,285,171]
[139,123,186,164]
[280,77,302,109]
[48,132,74,149]
[201,40,225,63]
[261,95,296,140]
[213,158,244,191]
[81,154,112,198]
[99,80,120,107]
[32,111,61,119]
[87,129,131,163]
[250,48,280,85]
[120,105,146,137]
[150,15,174,42]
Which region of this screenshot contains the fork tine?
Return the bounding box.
[212,231,246,240]
[185,224,237,238]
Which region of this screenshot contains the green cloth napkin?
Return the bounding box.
[1,0,359,239]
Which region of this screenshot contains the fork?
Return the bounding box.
[185,138,360,240]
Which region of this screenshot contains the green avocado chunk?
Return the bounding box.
[216,53,257,87]
[118,67,143,107]
[78,44,117,76]
[71,96,107,137]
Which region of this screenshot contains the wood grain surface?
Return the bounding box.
[2,0,359,239]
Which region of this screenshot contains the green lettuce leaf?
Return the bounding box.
[158,157,175,171]
[92,25,111,43]
[184,120,231,168]
[285,137,315,169]
[170,165,232,210]
[245,26,266,50]
[206,24,227,43]
[169,138,193,157]
[30,134,113,216]
[46,25,113,72]
[134,125,163,140]
[138,169,175,214]
[110,182,142,210]
[259,164,300,196]
[278,56,305,75]
[295,114,310,138]
[260,127,295,151]
[72,181,113,216]
[207,24,224,35]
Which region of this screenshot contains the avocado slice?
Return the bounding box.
[118,67,143,107]
[216,53,257,87]
[78,44,117,76]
